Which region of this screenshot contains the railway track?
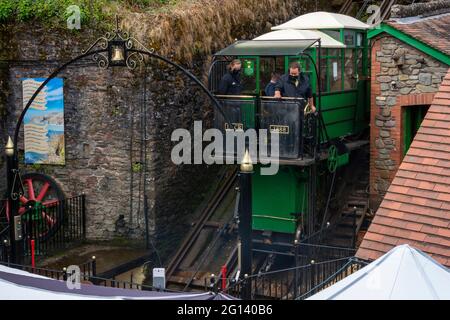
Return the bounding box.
[166,167,240,291]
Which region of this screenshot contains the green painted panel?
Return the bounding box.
[252,166,308,234]
[324,121,355,140]
[241,99,256,128]
[320,91,359,140]
[321,106,356,123]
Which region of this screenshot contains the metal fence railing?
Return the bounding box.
[221,256,365,300]
[0,258,95,281]
[0,195,86,264]
[211,243,361,300]
[0,259,178,293]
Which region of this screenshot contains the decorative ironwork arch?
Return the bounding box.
[13,16,230,156]
[6,17,231,263]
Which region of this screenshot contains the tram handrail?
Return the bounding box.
[215,94,255,99]
[260,96,305,101]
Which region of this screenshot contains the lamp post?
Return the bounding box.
[5,136,22,263]
[238,149,253,300]
[4,16,231,264]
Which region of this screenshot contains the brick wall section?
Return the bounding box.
[369,35,448,208]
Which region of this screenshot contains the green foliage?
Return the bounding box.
[0,0,112,27]
[125,0,175,9]
[0,0,179,26]
[132,162,142,173]
[0,0,14,21]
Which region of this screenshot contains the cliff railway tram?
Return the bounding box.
[208,12,371,254]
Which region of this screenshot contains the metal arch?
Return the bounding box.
[6,18,232,264]
[12,49,107,157]
[13,34,233,158]
[128,48,231,125]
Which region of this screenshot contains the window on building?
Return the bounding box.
[402,105,430,156]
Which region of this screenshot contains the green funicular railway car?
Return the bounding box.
[209,12,370,250]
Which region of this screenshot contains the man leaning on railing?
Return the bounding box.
[274,61,316,114]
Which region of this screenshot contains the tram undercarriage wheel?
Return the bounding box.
[327,145,338,173]
[9,173,65,242]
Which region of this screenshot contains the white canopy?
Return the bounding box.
[0,264,235,300]
[253,29,345,48]
[272,11,369,31]
[308,244,450,300]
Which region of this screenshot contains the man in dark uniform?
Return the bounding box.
[218,59,242,95]
[274,61,316,113]
[264,72,280,96]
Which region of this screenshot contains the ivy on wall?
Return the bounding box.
[0,0,179,27]
[0,0,110,26]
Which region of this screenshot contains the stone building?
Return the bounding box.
[368,2,450,207]
[357,68,450,267]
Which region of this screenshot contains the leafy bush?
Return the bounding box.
[0,0,15,22]
[0,0,111,26]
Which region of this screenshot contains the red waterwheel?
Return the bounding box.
[7,173,65,241]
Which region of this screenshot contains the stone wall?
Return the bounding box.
[369,35,448,207]
[0,26,220,259]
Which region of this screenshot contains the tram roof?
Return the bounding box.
[272,11,369,31]
[213,39,317,57]
[253,29,346,48]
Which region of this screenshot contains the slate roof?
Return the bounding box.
[387,12,450,56]
[357,68,450,267]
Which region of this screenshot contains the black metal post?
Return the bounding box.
[294,240,299,299]
[81,193,86,239]
[144,194,149,250]
[6,153,15,262]
[92,256,97,277]
[238,152,253,300]
[6,153,23,263]
[352,206,357,248]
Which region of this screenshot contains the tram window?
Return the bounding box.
[344,30,355,47]
[344,49,356,90]
[328,49,342,92]
[356,49,363,77]
[260,57,284,95]
[322,30,340,42]
[356,33,363,47]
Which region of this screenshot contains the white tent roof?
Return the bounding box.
[272,11,369,31]
[308,244,450,300]
[253,29,345,48]
[0,265,236,300]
